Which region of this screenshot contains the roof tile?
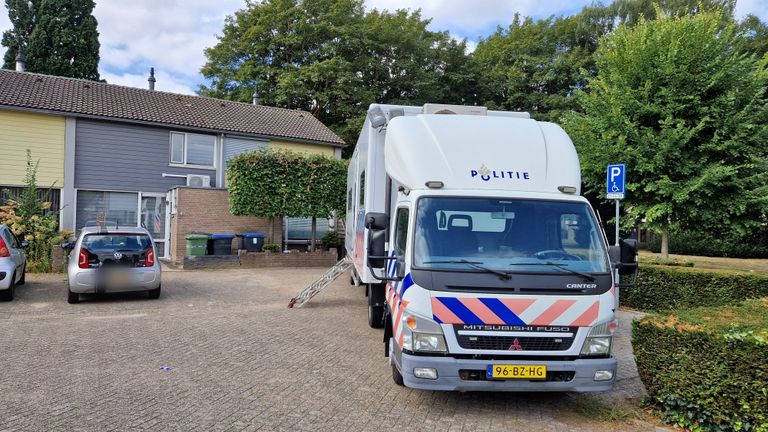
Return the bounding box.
[0,70,345,146]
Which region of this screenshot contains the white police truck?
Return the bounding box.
[345,103,638,392]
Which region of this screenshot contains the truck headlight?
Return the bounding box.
[413,332,447,353]
[580,321,614,357]
[401,311,447,353]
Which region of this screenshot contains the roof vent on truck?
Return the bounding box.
[423,103,487,116]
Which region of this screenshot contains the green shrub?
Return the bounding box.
[648,230,768,259]
[621,266,768,312]
[320,230,342,250]
[262,243,281,253]
[633,299,768,431]
[639,256,694,267]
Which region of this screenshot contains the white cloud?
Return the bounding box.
[100,70,196,95]
[735,0,768,20]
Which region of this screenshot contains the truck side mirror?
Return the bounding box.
[365,212,388,230]
[617,238,638,276]
[367,229,387,268]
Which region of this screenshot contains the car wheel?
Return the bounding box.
[392,362,405,386]
[367,284,385,329]
[148,286,161,299]
[17,263,26,286]
[0,272,14,301]
[67,287,79,304]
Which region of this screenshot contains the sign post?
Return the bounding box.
[606,164,626,246]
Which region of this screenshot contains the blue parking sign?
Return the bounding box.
[606,164,626,200]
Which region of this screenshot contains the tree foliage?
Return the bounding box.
[471,0,739,122]
[562,11,768,241]
[227,149,347,219]
[199,0,473,153]
[2,0,100,80]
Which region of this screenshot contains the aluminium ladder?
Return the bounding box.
[288,256,352,308]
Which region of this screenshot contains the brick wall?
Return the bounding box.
[169,187,282,263]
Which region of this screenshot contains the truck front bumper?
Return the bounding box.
[399,352,616,392]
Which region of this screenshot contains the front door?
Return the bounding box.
[139,193,167,258]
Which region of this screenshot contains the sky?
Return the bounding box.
[1,0,767,95]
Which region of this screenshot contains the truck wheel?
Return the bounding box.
[392,362,405,386]
[367,283,385,329]
[67,288,79,304]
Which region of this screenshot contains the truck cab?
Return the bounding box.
[346,104,637,392]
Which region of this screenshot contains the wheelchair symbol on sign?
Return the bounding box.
[611,183,620,192]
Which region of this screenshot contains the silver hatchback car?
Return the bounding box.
[64,226,161,304]
[0,224,27,301]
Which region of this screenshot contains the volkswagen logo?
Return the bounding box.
[113,252,123,260]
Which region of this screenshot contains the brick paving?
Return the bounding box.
[0,269,667,431]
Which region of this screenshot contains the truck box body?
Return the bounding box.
[346,104,618,392]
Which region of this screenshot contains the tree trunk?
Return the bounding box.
[310,216,317,252]
[268,217,274,244]
[660,229,670,259]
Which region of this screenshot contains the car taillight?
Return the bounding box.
[145,248,155,267]
[0,236,9,257]
[78,249,89,269]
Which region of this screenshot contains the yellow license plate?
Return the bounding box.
[487,365,547,379]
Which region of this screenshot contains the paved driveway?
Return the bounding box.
[0,269,665,431]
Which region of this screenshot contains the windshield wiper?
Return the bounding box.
[425,259,512,280]
[508,262,596,282]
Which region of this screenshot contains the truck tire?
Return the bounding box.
[367,283,385,328]
[392,362,405,386]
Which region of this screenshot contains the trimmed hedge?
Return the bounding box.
[648,231,768,259]
[633,299,768,431]
[621,266,768,311]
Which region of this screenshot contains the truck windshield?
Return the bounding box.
[414,197,610,274]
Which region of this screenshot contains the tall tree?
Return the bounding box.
[25,0,100,80]
[562,11,768,258]
[1,0,38,69]
[200,0,472,153]
[2,0,100,80]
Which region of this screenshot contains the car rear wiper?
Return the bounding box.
[425,259,512,280]
[508,262,596,282]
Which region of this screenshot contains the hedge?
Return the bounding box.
[633,298,768,431]
[648,231,768,259]
[621,266,768,312]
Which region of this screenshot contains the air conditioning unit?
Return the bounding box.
[186,174,211,188]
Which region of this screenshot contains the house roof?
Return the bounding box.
[0,69,345,146]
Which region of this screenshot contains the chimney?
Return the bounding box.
[252,89,259,105]
[15,47,25,72]
[148,67,156,90]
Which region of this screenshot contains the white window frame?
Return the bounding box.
[168,132,217,170]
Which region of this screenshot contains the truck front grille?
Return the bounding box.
[456,335,574,351]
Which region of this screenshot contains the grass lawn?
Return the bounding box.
[640,250,768,275]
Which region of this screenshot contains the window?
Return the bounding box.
[359,171,365,206]
[76,191,138,231]
[394,207,409,257]
[169,132,216,167]
[414,197,609,273]
[347,188,353,211]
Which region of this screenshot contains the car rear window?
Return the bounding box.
[83,234,152,252]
